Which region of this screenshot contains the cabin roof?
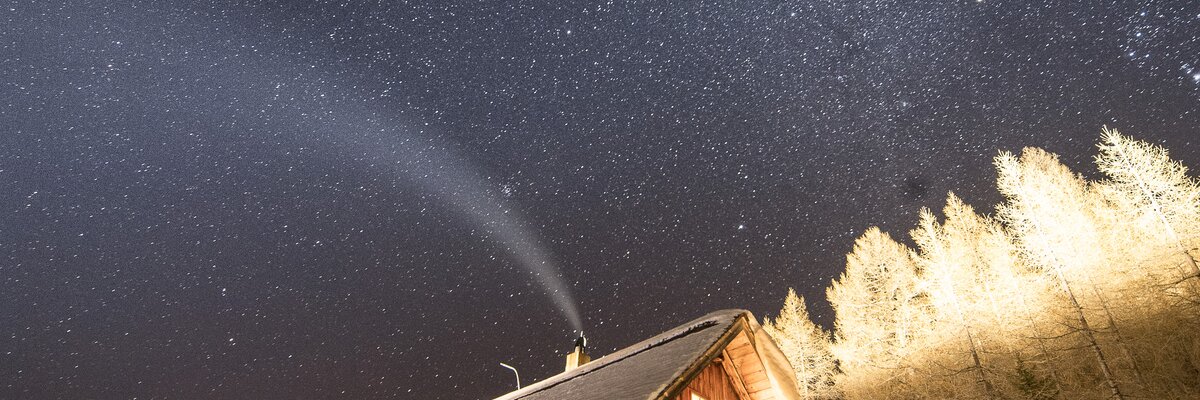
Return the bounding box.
[494,309,795,400]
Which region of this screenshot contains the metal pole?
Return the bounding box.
[499,362,521,390]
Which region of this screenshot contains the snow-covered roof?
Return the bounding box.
[493,309,750,400]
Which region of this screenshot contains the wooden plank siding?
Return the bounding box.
[675,362,744,400]
[723,329,775,400]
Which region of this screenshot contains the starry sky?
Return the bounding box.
[2,1,1199,398]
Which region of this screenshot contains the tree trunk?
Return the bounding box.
[1061,280,1126,400]
[1025,317,1065,394]
[1090,284,1146,388]
[965,329,997,399]
[1183,249,1200,279]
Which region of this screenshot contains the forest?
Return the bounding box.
[765,129,1200,399]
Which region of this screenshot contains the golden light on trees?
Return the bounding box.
[767,130,1200,399]
[1096,128,1200,281]
[764,289,838,400]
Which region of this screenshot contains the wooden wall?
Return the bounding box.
[675,361,742,400]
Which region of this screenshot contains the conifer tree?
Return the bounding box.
[995,148,1127,400]
[959,196,1065,395]
[827,228,931,398]
[1095,127,1200,281]
[765,289,839,399]
[911,196,1001,399]
[771,129,1200,399]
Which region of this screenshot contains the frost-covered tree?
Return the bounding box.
[1095,127,1200,281]
[771,128,1200,399]
[996,148,1128,399]
[1092,128,1200,395]
[911,195,1004,399]
[764,289,838,399]
[912,192,1065,396]
[827,228,931,399]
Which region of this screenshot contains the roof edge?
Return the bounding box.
[494,309,750,400]
[654,311,750,400]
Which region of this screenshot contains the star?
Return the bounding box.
[5,1,1200,399]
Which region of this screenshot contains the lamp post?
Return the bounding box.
[499,362,521,390]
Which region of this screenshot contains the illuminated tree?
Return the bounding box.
[1095,127,1200,282]
[764,289,839,399]
[911,195,1004,399]
[771,129,1200,399]
[1092,128,1200,395]
[827,228,931,398]
[995,148,1128,400]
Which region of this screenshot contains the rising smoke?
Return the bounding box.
[52,2,587,334]
[373,134,585,333]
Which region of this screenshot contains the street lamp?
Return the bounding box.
[499,362,521,390]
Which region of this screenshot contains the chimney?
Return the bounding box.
[564,334,590,372]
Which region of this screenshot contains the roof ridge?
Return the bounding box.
[494,309,748,400]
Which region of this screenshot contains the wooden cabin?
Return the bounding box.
[495,309,801,400]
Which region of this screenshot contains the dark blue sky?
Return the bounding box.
[2,1,1198,398]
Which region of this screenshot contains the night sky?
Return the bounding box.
[3,1,1199,399]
